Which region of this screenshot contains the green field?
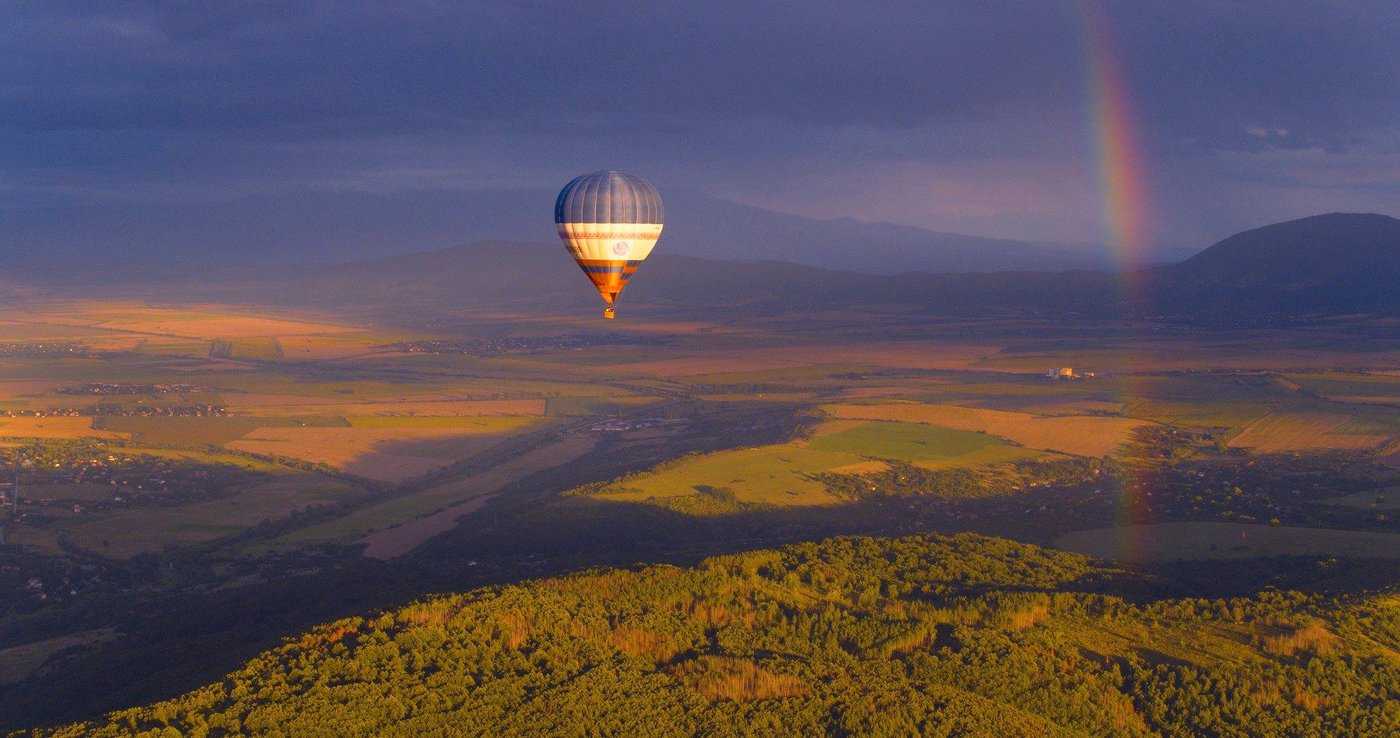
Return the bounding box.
[344,415,538,430]
[544,395,656,416]
[1315,487,1400,510]
[591,421,1039,512]
[808,420,1040,468]
[271,438,594,548]
[591,445,856,508]
[686,363,874,386]
[126,447,292,472]
[224,337,284,361]
[92,416,265,446]
[1126,399,1274,432]
[1288,372,1400,401]
[57,474,365,557]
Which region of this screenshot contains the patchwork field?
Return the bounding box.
[82,309,362,340]
[975,334,1400,373]
[614,341,1000,378]
[224,397,547,418]
[1287,372,1400,405]
[1125,399,1274,432]
[92,416,264,446]
[5,301,1400,564]
[805,420,1041,468]
[824,402,1148,457]
[28,472,364,558]
[277,436,597,550]
[1227,413,1389,452]
[0,417,125,440]
[226,418,540,482]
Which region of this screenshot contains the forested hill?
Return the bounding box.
[1137,212,1400,320]
[30,534,1399,737]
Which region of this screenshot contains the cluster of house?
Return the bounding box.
[59,383,218,396]
[0,404,226,418]
[1044,367,1097,380]
[0,342,91,357]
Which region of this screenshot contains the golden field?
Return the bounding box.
[824,402,1148,457]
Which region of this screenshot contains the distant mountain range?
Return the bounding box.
[660,192,1130,273]
[1138,213,1400,320]
[4,187,1135,275]
[10,212,1398,325]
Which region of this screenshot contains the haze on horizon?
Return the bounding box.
[2,1,1398,265]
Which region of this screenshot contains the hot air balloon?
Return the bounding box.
[555,170,664,319]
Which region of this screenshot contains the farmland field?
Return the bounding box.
[1287,372,1400,404]
[586,419,1039,512]
[805,420,1041,468]
[225,423,539,482]
[0,417,125,440]
[824,402,1148,457]
[224,396,550,418]
[586,445,856,508]
[1227,412,1389,452]
[0,630,116,687]
[278,436,597,549]
[27,471,364,558]
[92,416,265,446]
[6,299,1400,734]
[1315,487,1400,510]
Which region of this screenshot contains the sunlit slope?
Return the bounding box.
[39,534,1399,737]
[824,402,1146,457]
[576,419,1043,513]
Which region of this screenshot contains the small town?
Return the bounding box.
[392,334,667,356]
[0,405,226,418]
[58,383,220,396]
[0,343,92,358]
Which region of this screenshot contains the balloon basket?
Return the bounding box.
[603,307,616,320]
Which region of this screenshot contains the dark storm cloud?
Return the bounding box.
[1119,1,1400,153]
[2,1,1085,134]
[2,1,1398,257]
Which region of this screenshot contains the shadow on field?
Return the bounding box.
[6,427,1399,732]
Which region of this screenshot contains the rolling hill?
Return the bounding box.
[1178,213,1400,288]
[31,534,1400,737]
[10,211,1398,324]
[1139,213,1400,320]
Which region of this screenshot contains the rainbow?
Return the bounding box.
[1079,0,1152,271]
[1077,1,1157,556]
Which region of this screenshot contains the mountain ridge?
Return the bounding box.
[8,211,1397,324]
[3,188,1118,275]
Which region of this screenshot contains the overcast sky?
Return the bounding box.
[3,1,1398,261]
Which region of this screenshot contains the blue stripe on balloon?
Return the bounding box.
[555,170,664,225]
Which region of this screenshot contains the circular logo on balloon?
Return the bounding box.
[612,241,630,256]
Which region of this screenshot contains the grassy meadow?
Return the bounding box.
[585,419,1043,512]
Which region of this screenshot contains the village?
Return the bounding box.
[0,442,270,514]
[392,333,668,356]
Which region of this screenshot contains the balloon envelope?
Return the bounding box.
[555,170,664,318]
